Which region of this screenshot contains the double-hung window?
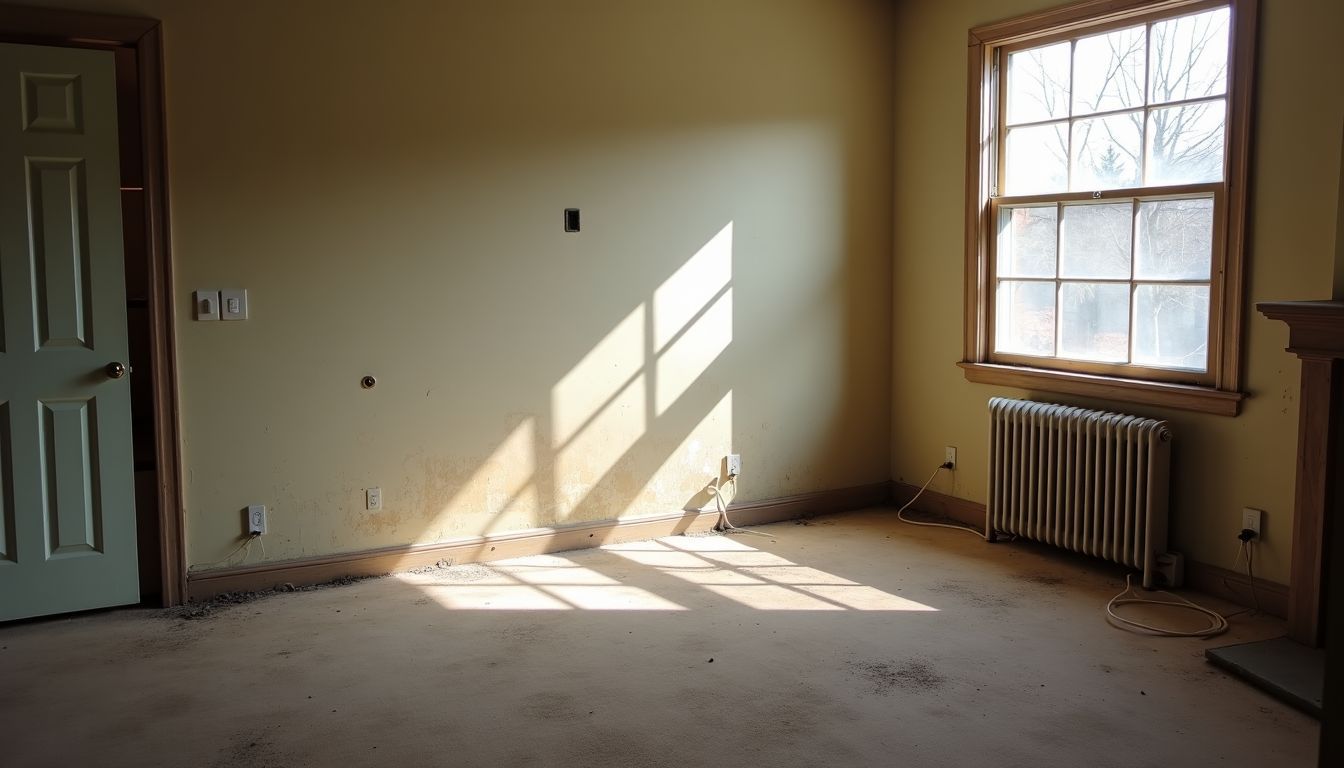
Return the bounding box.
[962,0,1257,415]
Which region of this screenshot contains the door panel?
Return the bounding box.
[30,158,95,349]
[0,42,136,621]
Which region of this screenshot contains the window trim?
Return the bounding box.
[962,0,1258,416]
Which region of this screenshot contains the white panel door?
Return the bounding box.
[0,42,137,621]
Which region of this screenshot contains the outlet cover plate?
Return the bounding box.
[726,454,742,477]
[367,487,382,511]
[1242,507,1263,538]
[945,446,957,469]
[247,504,267,535]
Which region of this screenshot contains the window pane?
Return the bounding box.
[1133,284,1209,370]
[997,206,1058,278]
[1070,113,1142,191]
[1146,100,1225,185]
[1059,282,1129,362]
[1060,202,1132,279]
[1073,25,1146,116]
[1008,42,1071,124]
[1135,198,1213,279]
[1006,123,1069,195]
[1149,8,1230,104]
[996,281,1055,356]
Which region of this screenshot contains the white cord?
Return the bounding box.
[895,465,983,537]
[1105,573,1229,638]
[710,475,772,537]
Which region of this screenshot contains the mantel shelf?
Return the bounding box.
[1258,300,1344,359]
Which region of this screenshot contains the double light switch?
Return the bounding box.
[195,289,249,321]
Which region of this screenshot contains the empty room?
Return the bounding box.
[1,0,1341,766]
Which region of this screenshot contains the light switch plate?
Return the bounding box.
[195,289,220,321]
[220,288,248,320]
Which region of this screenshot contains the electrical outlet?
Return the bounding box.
[1154,551,1185,588]
[366,487,382,511]
[944,446,957,470]
[246,504,267,535]
[726,454,742,477]
[1241,507,1263,538]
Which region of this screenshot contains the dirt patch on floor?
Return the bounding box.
[1020,574,1066,587]
[424,563,498,583]
[928,579,1018,610]
[847,659,948,695]
[163,575,373,621]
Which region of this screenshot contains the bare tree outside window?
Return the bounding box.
[994,6,1229,372]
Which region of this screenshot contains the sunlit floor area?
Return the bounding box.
[1,509,1316,767]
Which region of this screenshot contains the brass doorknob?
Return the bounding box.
[105,361,129,379]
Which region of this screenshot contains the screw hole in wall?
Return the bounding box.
[361,375,377,389]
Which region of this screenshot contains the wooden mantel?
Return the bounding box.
[1258,300,1344,647]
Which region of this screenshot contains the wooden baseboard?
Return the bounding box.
[1186,560,1289,619]
[890,481,986,530]
[890,481,1288,617]
[185,482,891,601]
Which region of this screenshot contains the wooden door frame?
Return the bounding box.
[0,4,186,606]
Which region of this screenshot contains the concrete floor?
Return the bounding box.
[0,509,1317,767]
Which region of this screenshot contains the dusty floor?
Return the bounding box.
[0,508,1317,767]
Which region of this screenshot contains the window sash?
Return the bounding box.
[994,12,1232,198]
[985,185,1226,386]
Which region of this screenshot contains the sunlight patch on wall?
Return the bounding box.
[654,222,733,416]
[551,305,647,520]
[414,417,539,544]
[655,288,732,416]
[653,222,733,348]
[642,390,732,513]
[552,306,645,447]
[546,221,736,524]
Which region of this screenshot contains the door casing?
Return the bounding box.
[0,3,184,607]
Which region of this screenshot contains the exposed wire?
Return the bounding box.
[895,465,983,537]
[710,475,771,537]
[1219,538,1262,616]
[1106,573,1229,638]
[1244,537,1260,612]
[190,533,259,571]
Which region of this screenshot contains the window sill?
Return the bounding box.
[957,362,1244,416]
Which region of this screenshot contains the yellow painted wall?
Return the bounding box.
[1336,125,1344,300]
[891,0,1344,584]
[22,0,896,568]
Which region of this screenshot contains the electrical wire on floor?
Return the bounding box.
[709,475,772,537]
[1105,573,1230,638]
[895,464,983,537]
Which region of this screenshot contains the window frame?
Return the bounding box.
[961,0,1257,416]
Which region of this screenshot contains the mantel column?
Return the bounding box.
[1258,301,1344,648]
